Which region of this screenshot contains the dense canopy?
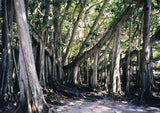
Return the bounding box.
[0,0,160,112]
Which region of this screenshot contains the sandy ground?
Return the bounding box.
[54,98,160,113]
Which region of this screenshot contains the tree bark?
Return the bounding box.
[0,0,8,96]
[14,0,50,112]
[73,65,79,85]
[141,0,152,102]
[90,52,98,89]
[5,2,14,101]
[126,16,132,94]
[111,28,122,94]
[53,5,64,83]
[39,35,46,87]
[136,37,142,89]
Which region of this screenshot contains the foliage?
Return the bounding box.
[1,0,160,109]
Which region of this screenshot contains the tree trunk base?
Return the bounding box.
[12,102,54,113]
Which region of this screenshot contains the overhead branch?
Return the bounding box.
[85,1,103,15]
[62,0,88,63]
[78,0,110,56]
[63,0,141,70]
[60,0,72,34]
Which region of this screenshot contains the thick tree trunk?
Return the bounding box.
[90,52,98,89]
[141,0,152,102]
[47,56,53,88]
[16,47,30,113]
[0,0,8,97]
[14,0,50,112]
[111,28,122,94]
[122,63,127,90]
[78,67,83,85]
[39,39,46,87]
[73,65,79,85]
[53,6,64,83]
[9,0,19,102]
[126,16,132,94]
[6,20,14,102]
[103,54,109,92]
[137,49,142,88]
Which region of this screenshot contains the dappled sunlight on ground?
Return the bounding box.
[54,99,160,113]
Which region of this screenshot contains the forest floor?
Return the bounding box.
[53,97,160,113]
[0,80,160,113]
[44,81,160,113]
[46,91,160,113]
[1,92,160,113]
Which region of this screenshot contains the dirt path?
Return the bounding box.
[54,98,160,113]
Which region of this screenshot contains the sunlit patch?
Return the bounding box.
[22,13,27,21]
[54,98,160,113]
